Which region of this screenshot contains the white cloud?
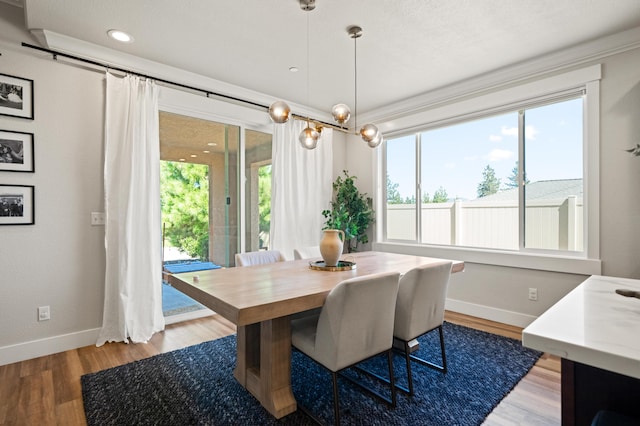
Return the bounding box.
[489,134,502,142]
[485,148,513,162]
[500,125,539,140]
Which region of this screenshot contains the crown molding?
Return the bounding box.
[359,25,640,126]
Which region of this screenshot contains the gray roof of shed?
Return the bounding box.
[471,179,583,202]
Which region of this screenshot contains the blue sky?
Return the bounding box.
[386,97,583,201]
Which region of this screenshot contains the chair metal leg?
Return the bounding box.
[404,340,414,395]
[340,349,398,407]
[332,371,341,426]
[409,325,447,373]
[386,349,397,407]
[294,348,396,425]
[388,325,447,395]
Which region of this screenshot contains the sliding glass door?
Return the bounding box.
[159,111,239,268]
[243,129,273,253]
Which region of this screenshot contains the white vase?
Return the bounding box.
[320,229,345,267]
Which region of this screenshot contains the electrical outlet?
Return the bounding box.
[38,306,50,321]
[528,288,538,301]
[91,212,105,226]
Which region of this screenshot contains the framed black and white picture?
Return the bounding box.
[0,184,34,225]
[0,130,34,172]
[0,73,34,120]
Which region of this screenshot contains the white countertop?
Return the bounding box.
[522,275,640,379]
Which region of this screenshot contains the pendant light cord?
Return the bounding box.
[354,32,358,132]
[306,11,311,126]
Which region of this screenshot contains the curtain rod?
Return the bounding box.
[20,42,349,132]
[21,42,269,109]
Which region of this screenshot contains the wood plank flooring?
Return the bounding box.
[0,312,560,425]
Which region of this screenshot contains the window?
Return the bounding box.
[244,129,273,252]
[384,96,584,254]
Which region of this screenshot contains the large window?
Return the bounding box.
[384,96,584,254]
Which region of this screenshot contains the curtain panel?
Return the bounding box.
[97,73,164,346]
[270,120,333,260]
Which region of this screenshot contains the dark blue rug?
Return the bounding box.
[81,322,541,425]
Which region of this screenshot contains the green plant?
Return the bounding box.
[161,161,210,260]
[322,170,374,252]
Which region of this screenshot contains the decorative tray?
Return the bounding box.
[309,260,356,271]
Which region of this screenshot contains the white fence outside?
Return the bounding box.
[386,196,583,251]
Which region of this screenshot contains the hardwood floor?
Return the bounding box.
[0,312,560,425]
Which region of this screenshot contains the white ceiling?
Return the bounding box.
[19,0,640,118]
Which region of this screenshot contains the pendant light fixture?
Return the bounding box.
[267,0,382,149]
[298,0,320,149]
[348,25,383,148]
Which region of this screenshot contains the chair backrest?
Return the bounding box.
[234,250,286,267]
[393,260,453,341]
[293,246,322,260]
[314,272,400,371]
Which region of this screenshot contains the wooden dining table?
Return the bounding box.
[167,251,464,419]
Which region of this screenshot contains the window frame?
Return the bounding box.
[374,65,601,275]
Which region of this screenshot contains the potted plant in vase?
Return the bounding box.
[322,170,374,254]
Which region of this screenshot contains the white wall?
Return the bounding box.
[0,3,106,362]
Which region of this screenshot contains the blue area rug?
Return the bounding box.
[81,322,541,425]
[163,261,221,274]
[162,282,205,316]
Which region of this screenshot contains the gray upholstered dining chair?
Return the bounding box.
[293,245,321,260]
[234,250,285,267]
[393,260,453,395]
[291,272,400,425]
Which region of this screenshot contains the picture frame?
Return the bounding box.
[0,130,34,172]
[0,184,34,225]
[0,73,34,120]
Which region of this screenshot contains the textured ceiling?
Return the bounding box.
[20,0,640,116]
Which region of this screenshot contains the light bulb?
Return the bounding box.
[367,131,383,148]
[331,104,351,125]
[299,126,320,149]
[268,101,291,123]
[360,123,380,143]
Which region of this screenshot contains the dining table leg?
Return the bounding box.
[234,316,297,419]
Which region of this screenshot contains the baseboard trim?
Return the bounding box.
[1,303,531,366]
[446,298,538,329]
[0,309,218,366]
[0,327,101,367]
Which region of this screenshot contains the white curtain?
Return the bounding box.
[97,73,165,346]
[270,120,333,260]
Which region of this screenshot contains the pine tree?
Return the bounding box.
[477,165,501,198]
[506,161,529,189]
[432,186,449,203]
[386,174,403,204]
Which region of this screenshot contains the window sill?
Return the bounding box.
[373,242,601,275]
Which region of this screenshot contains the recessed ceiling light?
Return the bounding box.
[289,67,299,73]
[207,142,217,146]
[190,154,197,158]
[179,158,185,162]
[203,150,210,153]
[107,29,134,43]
